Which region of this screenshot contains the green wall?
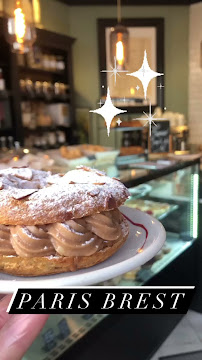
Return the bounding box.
[40,2,189,118]
[40,0,70,35]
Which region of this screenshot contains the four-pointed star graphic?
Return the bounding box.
[127,50,163,99]
[90,87,127,136]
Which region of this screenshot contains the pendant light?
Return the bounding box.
[3,0,36,54]
[33,0,42,28]
[110,0,129,70]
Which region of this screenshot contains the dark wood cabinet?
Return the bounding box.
[0,17,76,146]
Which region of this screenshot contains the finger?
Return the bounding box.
[0,295,13,330]
[0,313,49,360]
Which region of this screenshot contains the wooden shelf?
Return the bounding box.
[0,18,76,145]
[21,94,70,104]
[23,125,69,132]
[0,128,14,135]
[18,66,65,77]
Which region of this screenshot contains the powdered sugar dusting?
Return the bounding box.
[0,166,130,225]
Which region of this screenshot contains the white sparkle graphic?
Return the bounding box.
[136,85,140,91]
[90,87,127,136]
[127,50,164,99]
[116,118,122,126]
[135,102,164,136]
[97,99,103,107]
[157,83,164,89]
[101,57,128,84]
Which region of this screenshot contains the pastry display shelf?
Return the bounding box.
[112,126,144,132]
[119,233,193,287]
[126,198,179,220]
[116,154,146,167]
[149,181,191,203]
[157,204,179,221]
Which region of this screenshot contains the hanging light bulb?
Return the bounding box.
[3,0,36,54]
[110,0,129,70]
[33,0,42,28]
[14,3,26,44]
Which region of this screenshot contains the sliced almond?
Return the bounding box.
[87,188,100,197]
[112,177,121,182]
[12,189,38,200]
[0,182,3,190]
[76,166,90,171]
[93,182,105,185]
[14,168,33,181]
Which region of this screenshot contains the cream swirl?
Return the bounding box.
[10,226,55,257]
[0,225,16,255]
[48,210,123,256]
[48,220,103,256]
[85,210,122,241]
[0,210,124,257]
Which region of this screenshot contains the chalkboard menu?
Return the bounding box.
[149,120,171,154]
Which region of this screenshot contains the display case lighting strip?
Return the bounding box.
[192,172,199,239]
[193,173,199,238]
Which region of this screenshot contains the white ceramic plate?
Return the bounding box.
[0,206,166,293]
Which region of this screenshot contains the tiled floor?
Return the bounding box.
[150,311,202,360]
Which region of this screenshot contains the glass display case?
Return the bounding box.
[23,158,200,360]
[120,161,199,286]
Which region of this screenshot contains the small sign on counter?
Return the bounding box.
[148,120,172,154]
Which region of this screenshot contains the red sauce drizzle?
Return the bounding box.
[121,212,148,251]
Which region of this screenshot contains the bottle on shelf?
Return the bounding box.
[13,141,24,158]
[56,56,65,71]
[0,136,8,153]
[8,136,14,153]
[57,130,66,146]
[0,69,6,93]
[47,132,57,148]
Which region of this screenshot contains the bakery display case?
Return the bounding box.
[23,157,200,360]
[120,162,199,286]
[99,158,199,286]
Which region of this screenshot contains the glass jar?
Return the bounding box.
[25,79,35,98]
[34,81,43,97]
[49,55,57,71]
[42,54,50,70]
[56,56,65,71]
[42,81,53,100]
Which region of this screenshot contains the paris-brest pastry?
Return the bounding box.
[0,166,129,276]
